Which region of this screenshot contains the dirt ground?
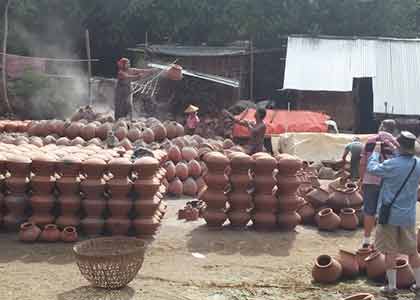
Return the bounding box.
[1,198,419,300]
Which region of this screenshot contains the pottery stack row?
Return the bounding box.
[312,248,415,289]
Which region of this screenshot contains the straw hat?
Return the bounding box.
[185,105,199,113]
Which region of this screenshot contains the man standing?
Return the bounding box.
[341,137,363,180]
[359,119,399,248]
[368,131,420,295]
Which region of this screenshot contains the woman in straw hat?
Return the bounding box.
[114,57,156,120]
[185,105,200,135]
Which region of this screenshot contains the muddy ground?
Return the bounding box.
[1,198,419,300]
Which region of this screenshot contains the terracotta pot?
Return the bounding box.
[127,127,142,142]
[365,251,386,281]
[276,175,301,194]
[253,175,276,195]
[253,154,277,175]
[151,123,167,142]
[297,201,315,224]
[204,152,230,172]
[134,196,160,217]
[81,123,96,141]
[276,154,303,175]
[19,222,41,242]
[305,187,329,208]
[174,122,184,137]
[328,183,363,213]
[175,162,189,181]
[187,160,202,178]
[81,218,105,236]
[394,257,415,289]
[142,128,155,144]
[133,216,160,236]
[165,122,178,139]
[183,178,198,196]
[252,194,277,212]
[57,157,82,177]
[168,178,183,196]
[343,293,375,300]
[65,122,82,139]
[181,147,198,162]
[134,156,159,179]
[230,152,254,173]
[56,137,71,146]
[164,161,176,181]
[317,208,341,231]
[230,173,252,191]
[29,195,55,226]
[108,157,132,179]
[106,217,131,236]
[6,156,31,177]
[204,173,229,190]
[277,212,301,230]
[31,154,56,176]
[202,208,227,227]
[133,178,160,199]
[56,194,81,227]
[338,249,359,278]
[252,211,277,230]
[82,158,107,179]
[114,126,128,141]
[3,189,28,231]
[277,195,304,212]
[312,255,343,284]
[228,211,251,227]
[40,224,61,242]
[340,208,359,230]
[61,226,78,242]
[228,192,253,210]
[200,189,228,209]
[356,247,374,272]
[97,122,112,140]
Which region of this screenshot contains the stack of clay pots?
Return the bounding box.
[201,152,230,227]
[29,154,57,227]
[78,157,105,236]
[227,152,254,227]
[276,154,303,230]
[251,153,278,230]
[106,154,133,236]
[133,155,166,237]
[3,156,31,231]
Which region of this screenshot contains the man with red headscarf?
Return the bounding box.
[114,58,156,120]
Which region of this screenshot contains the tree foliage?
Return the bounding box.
[0,0,418,75]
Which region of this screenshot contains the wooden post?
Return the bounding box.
[1,0,12,113]
[85,29,92,105]
[249,39,254,101]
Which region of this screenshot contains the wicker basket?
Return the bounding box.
[73,237,146,289]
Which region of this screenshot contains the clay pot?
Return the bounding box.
[108,157,132,179]
[168,178,183,196]
[252,212,277,230]
[81,218,105,236]
[6,156,31,177]
[202,208,227,227]
[175,162,189,181]
[200,189,227,209]
[97,123,112,140]
[31,154,56,176]
[81,123,96,141]
[174,122,184,137]
[61,226,78,242]
[19,222,41,242]
[312,255,343,284]
[115,126,128,141]
[134,196,160,217]
[230,173,252,191]
[277,212,301,230]
[204,152,230,172]
[164,161,176,181]
[134,156,160,179]
[56,137,71,146]
[181,147,198,162]
[168,145,182,163]
[106,218,131,236]
[277,195,304,212]
[253,175,276,195]
[228,211,251,227]
[29,194,55,226]
[3,185,28,231]
[305,187,329,208]
[204,173,229,190]
[340,208,359,230]
[133,216,160,236]
[127,127,142,142]
[56,195,81,227]
[276,154,303,175]
[396,257,415,289]
[183,178,198,196]
[317,208,341,231]
[65,122,82,139]
[343,294,375,300]
[165,122,178,139]
[187,160,202,178]
[228,192,253,210]
[253,194,277,212]
[230,152,254,173]
[328,183,363,212]
[40,224,61,242]
[276,175,301,194]
[297,201,315,224]
[151,123,167,142]
[365,251,386,281]
[338,249,359,278]
[57,157,82,177]
[142,128,155,144]
[82,158,107,179]
[356,247,374,272]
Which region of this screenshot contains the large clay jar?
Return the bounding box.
[297,201,316,224]
[106,179,133,236]
[339,208,359,230]
[365,251,386,281]
[356,247,374,273]
[338,249,359,278]
[312,255,343,284]
[305,187,329,209]
[328,182,363,213]
[61,226,78,242]
[316,208,341,231]
[396,257,415,289]
[40,224,61,242]
[19,222,41,242]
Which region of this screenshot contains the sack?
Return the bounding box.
[378,203,391,225]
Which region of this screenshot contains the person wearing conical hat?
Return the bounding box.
[185,105,200,135]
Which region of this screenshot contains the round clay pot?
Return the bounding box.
[228,211,251,227]
[277,212,301,230]
[252,211,277,230]
[253,194,277,212]
[277,195,304,212]
[108,157,132,179]
[82,158,107,179]
[181,147,198,162]
[253,175,276,195]
[365,251,386,281]
[223,139,235,149]
[343,293,375,300]
[297,201,315,224]
[276,154,303,175]
[168,145,182,163]
[253,154,277,174]
[115,126,128,141]
[31,154,57,177]
[96,123,112,140]
[338,249,359,278]
[65,122,82,139]
[200,189,228,209]
[81,123,96,141]
[312,255,343,284]
[230,173,252,191]
[328,183,363,213]
[133,216,160,236]
[142,128,155,144]
[396,257,415,289]
[174,122,184,137]
[40,224,61,242]
[28,194,55,226]
[151,123,167,142]
[276,175,301,194]
[105,217,131,236]
[165,122,178,139]
[228,192,253,210]
[19,222,41,242]
[317,208,341,231]
[134,156,159,179]
[61,226,78,242]
[204,152,230,172]
[164,161,176,181]
[356,247,374,273]
[175,162,189,181]
[204,173,229,189]
[339,208,359,230]
[183,178,198,196]
[134,196,160,217]
[187,160,202,178]
[230,152,254,173]
[57,157,82,177]
[168,178,183,196]
[6,156,31,177]
[305,187,329,209]
[127,127,142,142]
[202,208,227,227]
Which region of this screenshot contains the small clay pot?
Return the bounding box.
[204,173,229,189]
[338,249,359,278]
[252,212,277,230]
[365,251,386,281]
[19,222,41,242]
[61,226,78,242]
[317,208,341,231]
[202,208,227,227]
[276,175,301,194]
[253,175,276,195]
[312,254,342,284]
[228,192,253,210]
[40,224,61,242]
[305,187,329,209]
[396,257,415,289]
[297,201,315,224]
[277,212,301,230]
[356,246,374,273]
[228,210,251,227]
[339,208,359,230]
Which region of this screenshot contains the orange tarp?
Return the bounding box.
[232,109,330,138]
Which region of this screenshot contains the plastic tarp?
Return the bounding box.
[271,132,373,162]
[232,109,329,138]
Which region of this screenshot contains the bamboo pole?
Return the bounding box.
[2,0,12,113]
[249,39,254,101]
[85,29,92,105]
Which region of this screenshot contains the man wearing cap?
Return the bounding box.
[367,131,420,295]
[341,136,363,180]
[185,105,200,135]
[359,119,399,248]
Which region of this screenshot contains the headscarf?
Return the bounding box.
[117,58,129,70]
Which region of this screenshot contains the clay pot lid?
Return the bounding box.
[204,151,229,164]
[83,158,107,165]
[134,156,159,166]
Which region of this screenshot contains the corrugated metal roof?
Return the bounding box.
[283,36,420,115]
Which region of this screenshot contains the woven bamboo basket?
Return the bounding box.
[73,237,146,289]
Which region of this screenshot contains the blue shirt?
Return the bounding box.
[367,152,420,227]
